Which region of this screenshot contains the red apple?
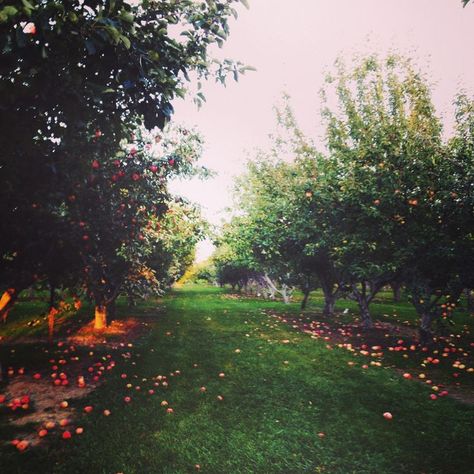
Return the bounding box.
[16,440,29,451]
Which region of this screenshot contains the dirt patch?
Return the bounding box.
[68,317,152,346]
[1,315,154,449]
[1,376,95,447]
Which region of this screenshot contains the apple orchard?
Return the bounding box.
[0,1,473,473]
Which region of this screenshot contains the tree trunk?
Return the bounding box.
[350,281,382,329]
[419,313,433,345]
[281,284,291,304]
[466,289,474,312]
[320,278,339,317]
[94,305,107,330]
[352,284,373,328]
[48,284,56,341]
[359,298,373,329]
[391,282,402,302]
[323,294,336,317]
[48,308,57,341]
[301,289,310,309]
[107,299,116,322]
[0,289,15,324]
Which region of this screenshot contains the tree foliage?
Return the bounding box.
[0,0,246,327]
[220,55,474,340]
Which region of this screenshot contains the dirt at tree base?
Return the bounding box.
[0,315,154,449]
[1,376,95,447]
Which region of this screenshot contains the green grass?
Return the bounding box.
[0,285,473,473]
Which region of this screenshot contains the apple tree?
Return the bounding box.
[322,54,443,327]
[0,0,248,325]
[402,93,474,342]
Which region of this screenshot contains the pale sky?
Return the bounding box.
[169,0,474,261]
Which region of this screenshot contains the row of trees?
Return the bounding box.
[0,0,249,329]
[215,55,474,343]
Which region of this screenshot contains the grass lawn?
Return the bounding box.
[0,284,473,473]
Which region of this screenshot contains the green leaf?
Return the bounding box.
[119,11,134,24]
[21,0,35,15]
[196,92,206,102]
[240,65,257,73]
[240,0,250,9]
[104,25,120,44]
[68,11,79,23]
[120,35,131,49]
[0,6,18,23]
[149,50,160,62]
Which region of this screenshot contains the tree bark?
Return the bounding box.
[359,298,373,329]
[48,284,56,341]
[48,308,58,341]
[419,313,433,345]
[391,282,402,302]
[0,288,17,324]
[351,282,373,328]
[319,275,340,316]
[301,289,310,309]
[128,295,136,308]
[323,294,336,317]
[465,289,474,312]
[281,284,291,304]
[94,305,107,330]
[107,298,117,322]
[1,306,13,324]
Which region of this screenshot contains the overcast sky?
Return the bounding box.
[169,0,474,261]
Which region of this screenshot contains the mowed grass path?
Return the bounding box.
[1,285,474,473]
